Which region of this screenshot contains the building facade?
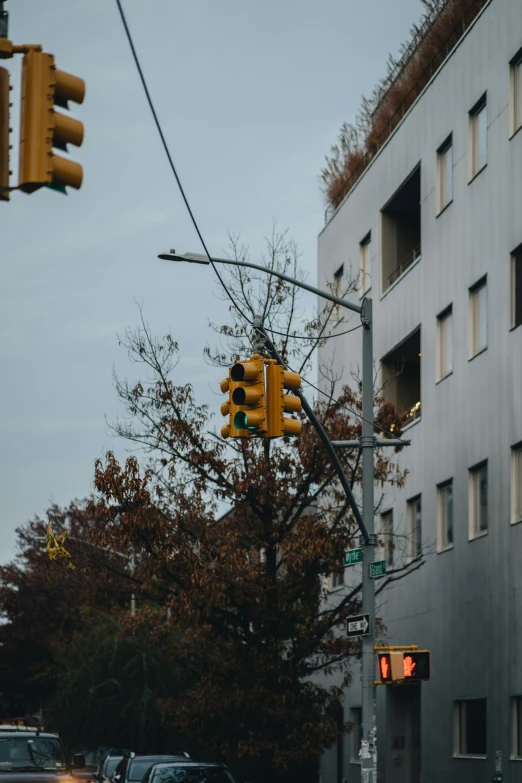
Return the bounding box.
[317,0,522,781]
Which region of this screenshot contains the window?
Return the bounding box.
[454,699,487,756]
[511,444,522,525]
[437,480,454,551]
[380,510,394,568]
[359,233,371,295]
[350,707,362,763]
[469,278,487,357]
[407,496,422,561]
[330,551,344,589]
[381,327,421,425]
[333,264,344,326]
[436,306,453,380]
[511,245,522,330]
[381,165,421,292]
[469,461,488,539]
[437,136,453,212]
[510,50,522,137]
[511,696,522,758]
[469,96,487,179]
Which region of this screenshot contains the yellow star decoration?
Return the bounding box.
[46,522,76,570]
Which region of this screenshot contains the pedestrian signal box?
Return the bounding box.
[377,650,431,683]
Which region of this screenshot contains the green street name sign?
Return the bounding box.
[344,548,363,566]
[370,560,387,578]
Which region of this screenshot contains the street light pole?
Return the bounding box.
[360,298,376,779]
[158,250,402,783]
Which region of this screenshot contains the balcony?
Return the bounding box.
[381,165,421,294]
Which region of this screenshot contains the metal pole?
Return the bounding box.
[130,553,136,617]
[360,298,376,783]
[332,439,409,449]
[158,252,362,315]
[0,1,8,39]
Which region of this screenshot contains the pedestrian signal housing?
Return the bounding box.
[19,49,85,193]
[377,650,431,683]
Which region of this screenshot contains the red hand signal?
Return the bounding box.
[380,656,390,679]
[403,655,417,677]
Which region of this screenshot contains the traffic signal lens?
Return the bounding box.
[378,653,391,681]
[234,411,262,431]
[234,411,248,429]
[403,651,431,680]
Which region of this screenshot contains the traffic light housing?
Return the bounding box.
[377,650,431,683]
[266,363,302,437]
[220,355,266,438]
[0,66,10,201]
[19,49,85,193]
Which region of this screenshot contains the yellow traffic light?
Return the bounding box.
[220,355,267,438]
[19,49,85,193]
[220,374,249,439]
[230,355,266,435]
[0,66,10,201]
[266,363,302,438]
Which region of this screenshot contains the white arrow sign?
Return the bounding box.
[346,613,370,637]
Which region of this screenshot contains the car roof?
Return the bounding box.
[131,757,188,761]
[150,763,226,770]
[0,730,59,739]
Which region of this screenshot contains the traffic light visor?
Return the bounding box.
[234,411,263,430]
[231,362,259,381]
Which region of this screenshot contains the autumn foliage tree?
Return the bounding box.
[88,230,416,780]
[0,500,133,716]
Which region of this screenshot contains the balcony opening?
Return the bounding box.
[381,327,421,426]
[381,165,421,293]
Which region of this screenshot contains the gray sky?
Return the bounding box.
[1,0,422,559]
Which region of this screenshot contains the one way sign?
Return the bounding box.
[346,613,370,638]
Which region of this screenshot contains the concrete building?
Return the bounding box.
[317,0,522,781]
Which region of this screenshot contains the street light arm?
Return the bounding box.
[158,252,363,316]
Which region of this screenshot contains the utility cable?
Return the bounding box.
[114,0,252,327]
[298,375,410,445]
[262,323,363,340]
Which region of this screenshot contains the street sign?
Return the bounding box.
[346,613,370,638]
[344,548,363,566]
[370,560,387,578]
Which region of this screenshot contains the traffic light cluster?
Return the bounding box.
[220,355,302,439]
[377,650,431,683]
[0,42,85,200]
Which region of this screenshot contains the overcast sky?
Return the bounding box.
[0,0,422,559]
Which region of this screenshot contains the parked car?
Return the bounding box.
[96,756,124,783]
[111,756,190,783]
[0,722,86,783]
[143,762,238,783]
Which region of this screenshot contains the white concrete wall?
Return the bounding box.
[317,0,522,780]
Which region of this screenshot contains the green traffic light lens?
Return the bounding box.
[234,411,248,429]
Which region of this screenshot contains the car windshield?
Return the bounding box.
[152,768,235,783]
[129,762,163,781]
[0,738,67,771]
[105,759,123,778]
